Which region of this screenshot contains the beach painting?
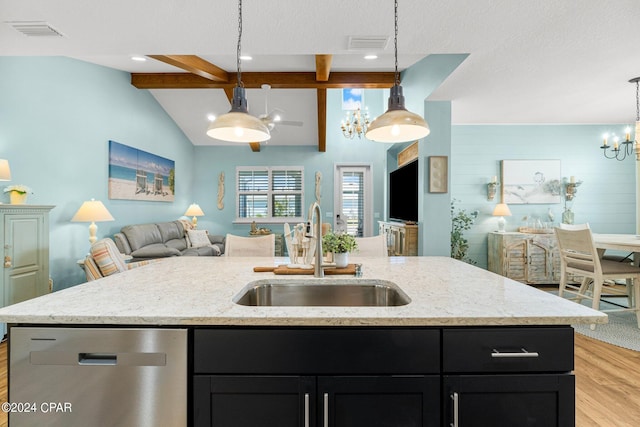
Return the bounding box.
[502,159,561,204]
[108,140,175,202]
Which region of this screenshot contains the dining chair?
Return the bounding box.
[559,223,634,264]
[554,224,640,329]
[353,235,389,257]
[225,233,275,257]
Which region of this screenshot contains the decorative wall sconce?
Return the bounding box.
[487,176,499,201]
[563,176,582,201]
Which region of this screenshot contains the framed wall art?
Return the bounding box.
[501,159,561,204]
[428,156,448,193]
[108,140,175,202]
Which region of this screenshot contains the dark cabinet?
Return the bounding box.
[194,375,439,427]
[442,327,575,427]
[193,328,441,427]
[194,375,315,427]
[192,326,575,427]
[443,374,574,427]
[320,376,439,427]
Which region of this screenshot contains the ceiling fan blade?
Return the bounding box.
[278,120,304,127]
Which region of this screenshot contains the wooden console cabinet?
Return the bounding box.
[378,221,418,256]
[488,231,560,284]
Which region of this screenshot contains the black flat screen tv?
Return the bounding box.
[389,159,418,222]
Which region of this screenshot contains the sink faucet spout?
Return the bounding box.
[307,202,324,278]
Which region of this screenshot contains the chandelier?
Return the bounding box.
[600,77,640,161]
[340,108,370,139]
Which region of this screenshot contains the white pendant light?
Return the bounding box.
[365,0,430,143]
[206,0,270,143]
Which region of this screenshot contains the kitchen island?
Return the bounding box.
[0,256,605,427]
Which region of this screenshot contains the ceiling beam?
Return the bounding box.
[316,88,327,152]
[131,72,395,89]
[249,142,261,152]
[315,55,332,82]
[147,55,229,82]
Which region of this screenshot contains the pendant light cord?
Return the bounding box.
[636,80,640,122]
[394,0,399,86]
[236,0,243,88]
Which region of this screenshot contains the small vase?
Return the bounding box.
[334,252,349,268]
[9,191,27,205]
[562,208,574,225]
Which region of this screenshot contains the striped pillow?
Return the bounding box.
[83,256,103,281]
[90,238,127,277]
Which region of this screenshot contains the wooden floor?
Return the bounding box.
[0,334,638,426]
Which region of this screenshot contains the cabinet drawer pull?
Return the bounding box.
[323,392,329,427]
[450,392,459,427]
[304,393,310,427]
[491,348,539,358]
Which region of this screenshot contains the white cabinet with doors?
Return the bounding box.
[1,205,54,336]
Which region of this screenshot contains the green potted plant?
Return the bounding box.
[322,232,358,268]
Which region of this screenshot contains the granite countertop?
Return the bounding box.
[0,256,606,326]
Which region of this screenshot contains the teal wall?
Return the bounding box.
[0,57,195,289]
[191,88,390,236]
[1,56,636,289]
[450,125,637,269]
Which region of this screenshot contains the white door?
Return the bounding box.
[334,164,373,237]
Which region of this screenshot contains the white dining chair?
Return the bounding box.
[225,233,275,257]
[353,235,388,257]
[559,223,633,263]
[554,224,640,329]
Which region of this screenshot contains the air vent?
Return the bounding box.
[6,21,64,37]
[348,36,389,51]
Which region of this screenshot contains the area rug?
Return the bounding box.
[550,291,640,352]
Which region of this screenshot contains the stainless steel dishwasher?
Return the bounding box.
[9,327,187,427]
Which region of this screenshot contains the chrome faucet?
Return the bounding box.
[306,201,324,278]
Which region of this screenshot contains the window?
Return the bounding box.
[334,164,373,237]
[236,166,304,223]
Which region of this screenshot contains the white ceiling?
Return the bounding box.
[2,0,640,147]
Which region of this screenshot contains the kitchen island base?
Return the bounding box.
[193,326,574,427]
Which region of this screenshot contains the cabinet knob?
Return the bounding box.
[4,256,11,268]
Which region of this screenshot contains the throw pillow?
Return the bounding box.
[187,229,210,248]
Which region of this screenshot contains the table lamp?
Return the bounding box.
[492,203,512,233]
[184,203,205,228]
[0,159,11,181]
[71,199,115,244]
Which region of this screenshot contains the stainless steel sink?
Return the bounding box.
[233,279,411,307]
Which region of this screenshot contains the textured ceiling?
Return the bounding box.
[2,0,640,147]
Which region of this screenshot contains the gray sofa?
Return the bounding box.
[114,220,225,260]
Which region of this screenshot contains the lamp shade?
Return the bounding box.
[0,159,11,181]
[206,87,271,143]
[184,203,205,217]
[365,85,430,143]
[492,203,512,217]
[71,199,115,223]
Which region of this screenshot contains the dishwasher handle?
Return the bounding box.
[78,353,118,365]
[30,351,166,366]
